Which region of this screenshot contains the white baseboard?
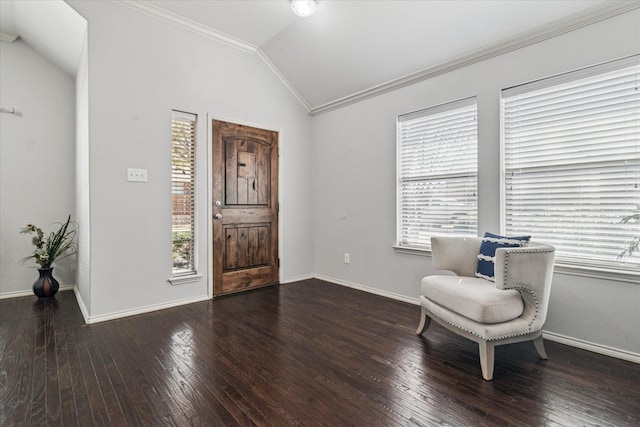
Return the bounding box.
[83,294,211,324]
[60,276,315,323]
[73,286,90,323]
[280,273,315,284]
[0,284,75,300]
[314,274,420,306]
[315,275,640,365]
[542,331,640,364]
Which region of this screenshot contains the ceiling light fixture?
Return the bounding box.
[291,0,316,18]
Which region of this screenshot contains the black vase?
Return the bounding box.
[33,267,59,298]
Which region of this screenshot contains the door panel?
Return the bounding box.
[225,138,270,205]
[224,225,270,270]
[213,120,278,296]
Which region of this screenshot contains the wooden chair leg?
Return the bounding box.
[533,335,548,360]
[416,306,432,335]
[479,340,495,381]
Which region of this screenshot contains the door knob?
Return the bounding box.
[214,213,222,220]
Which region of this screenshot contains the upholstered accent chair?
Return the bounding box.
[417,236,556,380]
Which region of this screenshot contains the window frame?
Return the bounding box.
[170,110,199,282]
[396,97,479,252]
[500,55,640,281]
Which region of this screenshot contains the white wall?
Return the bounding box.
[0,39,76,297]
[67,1,313,320]
[312,10,640,357]
[75,27,90,312]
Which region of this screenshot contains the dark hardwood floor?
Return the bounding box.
[1,279,639,426]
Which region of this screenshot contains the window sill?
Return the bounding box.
[393,245,431,257]
[168,274,202,286]
[393,246,639,284]
[553,262,639,284]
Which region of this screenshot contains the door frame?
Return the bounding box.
[206,114,281,297]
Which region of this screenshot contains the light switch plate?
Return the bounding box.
[127,168,148,182]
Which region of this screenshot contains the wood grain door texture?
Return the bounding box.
[212,120,279,296]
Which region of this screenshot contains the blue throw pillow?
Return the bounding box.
[476,232,530,281]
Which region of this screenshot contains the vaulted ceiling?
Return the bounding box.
[1,0,637,114]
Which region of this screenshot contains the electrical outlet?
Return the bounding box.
[127,168,148,182]
[344,253,350,264]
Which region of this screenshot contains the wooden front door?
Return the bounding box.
[212,120,279,296]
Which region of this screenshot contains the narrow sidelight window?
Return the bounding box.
[171,111,197,275]
[397,97,478,250]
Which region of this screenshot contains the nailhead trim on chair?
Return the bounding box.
[426,308,542,342]
[508,285,538,331]
[426,246,554,342]
[502,247,554,331]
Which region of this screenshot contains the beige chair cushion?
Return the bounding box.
[421,275,524,324]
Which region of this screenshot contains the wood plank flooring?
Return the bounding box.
[1,278,639,426]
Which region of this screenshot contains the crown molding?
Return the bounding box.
[112,0,639,117]
[0,31,19,43]
[309,1,640,116]
[113,0,310,113]
[114,0,257,54]
[256,49,312,114]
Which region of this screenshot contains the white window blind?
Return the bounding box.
[502,56,640,272]
[171,111,197,275]
[397,97,478,249]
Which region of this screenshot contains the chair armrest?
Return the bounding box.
[494,243,555,291]
[494,242,556,330]
[431,236,483,277]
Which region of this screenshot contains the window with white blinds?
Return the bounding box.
[502,56,639,272]
[397,97,478,249]
[171,111,197,275]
